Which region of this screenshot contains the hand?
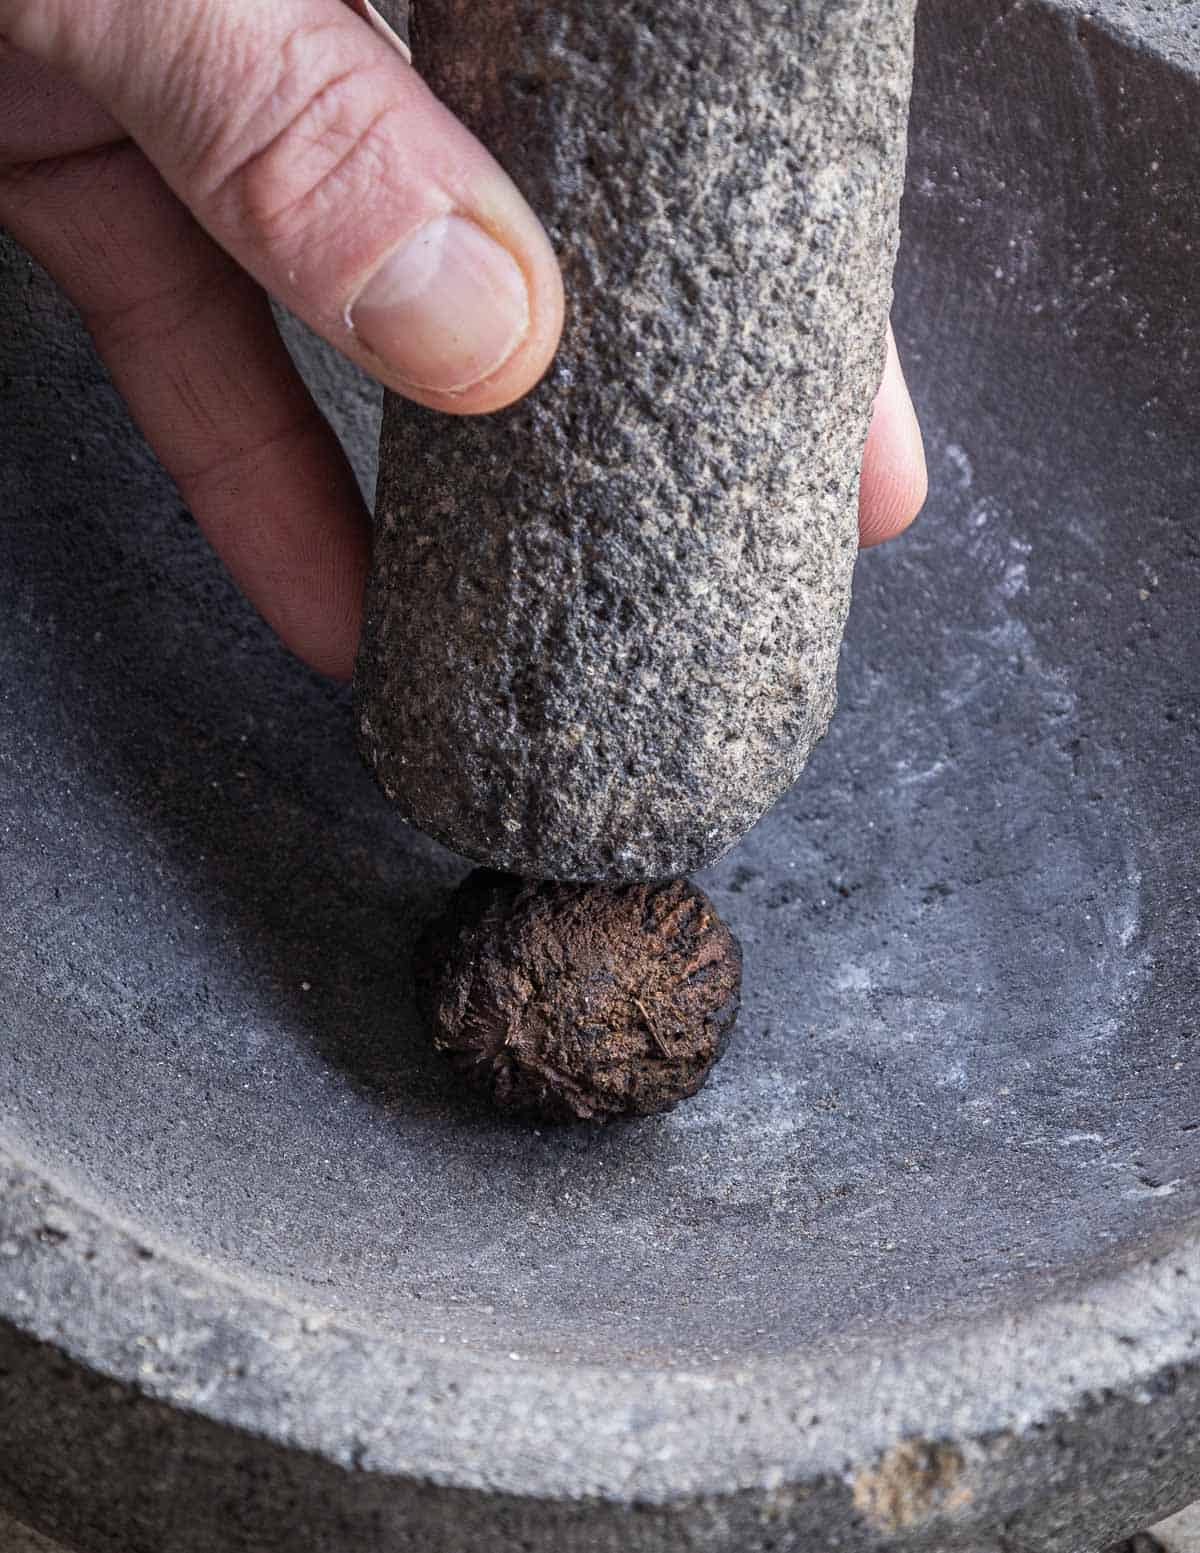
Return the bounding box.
[0,0,926,682]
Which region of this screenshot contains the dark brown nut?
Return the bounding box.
[415,872,742,1124]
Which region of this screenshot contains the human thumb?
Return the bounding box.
[1,0,563,413]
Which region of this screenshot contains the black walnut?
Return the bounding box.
[416,872,743,1124]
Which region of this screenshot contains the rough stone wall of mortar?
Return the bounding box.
[1152,1505,1200,1553]
[5,1480,1200,1553]
[1110,1505,1200,1553]
[1046,0,1200,64]
[0,1506,74,1553]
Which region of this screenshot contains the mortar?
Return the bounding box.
[1,1,1198,1550]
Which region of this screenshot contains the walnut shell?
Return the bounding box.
[415,872,742,1123]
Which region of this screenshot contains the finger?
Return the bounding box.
[0,141,370,679]
[859,326,928,548]
[0,40,121,160]
[2,0,564,415]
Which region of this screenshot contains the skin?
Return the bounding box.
[0,0,927,683]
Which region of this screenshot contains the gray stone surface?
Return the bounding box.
[1145,1504,1200,1553]
[5,1488,1199,1553]
[1,0,1200,1550]
[355,0,917,881]
[0,1507,71,1553]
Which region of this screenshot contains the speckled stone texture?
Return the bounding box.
[0,1508,72,1553]
[356,0,917,881]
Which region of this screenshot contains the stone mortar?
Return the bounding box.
[1,1,1199,1550]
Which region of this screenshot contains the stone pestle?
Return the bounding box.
[355,0,917,881]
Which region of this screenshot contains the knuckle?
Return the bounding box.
[196,23,397,251]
